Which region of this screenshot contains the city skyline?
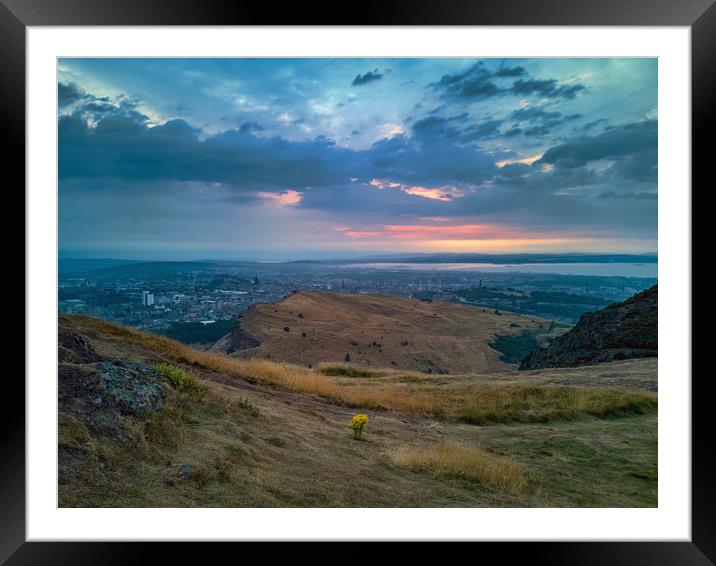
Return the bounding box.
[58,58,657,260]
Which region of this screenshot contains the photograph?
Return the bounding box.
[56,56,660,509]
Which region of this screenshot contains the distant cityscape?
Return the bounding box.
[58,258,657,344]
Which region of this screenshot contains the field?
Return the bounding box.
[58,314,657,508]
[212,291,566,374]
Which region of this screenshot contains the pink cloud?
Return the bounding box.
[369,178,465,201]
[339,223,540,241]
[343,230,387,238]
[256,189,302,206]
[384,224,502,239]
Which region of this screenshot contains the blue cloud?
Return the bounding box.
[352,69,383,86]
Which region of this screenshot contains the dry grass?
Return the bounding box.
[392,442,528,493]
[225,291,563,374]
[61,315,657,424]
[58,315,658,508]
[317,363,388,378]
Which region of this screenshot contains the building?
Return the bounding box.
[141,290,155,306]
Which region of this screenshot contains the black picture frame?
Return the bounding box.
[5,0,708,562]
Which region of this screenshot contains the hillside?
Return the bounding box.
[212,291,564,374]
[520,285,657,370]
[58,314,657,508]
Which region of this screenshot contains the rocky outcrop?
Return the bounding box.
[59,336,165,436]
[96,361,165,416]
[519,285,657,370]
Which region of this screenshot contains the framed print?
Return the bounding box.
[6,0,710,562]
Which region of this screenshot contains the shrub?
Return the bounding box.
[153,363,204,396]
[350,413,369,439]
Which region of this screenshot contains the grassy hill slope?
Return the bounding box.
[213,291,564,374]
[58,314,657,508]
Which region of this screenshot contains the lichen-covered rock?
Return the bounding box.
[96,361,165,416]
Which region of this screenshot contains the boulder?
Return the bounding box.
[96,361,165,416]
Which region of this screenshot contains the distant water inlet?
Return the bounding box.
[341,262,658,278]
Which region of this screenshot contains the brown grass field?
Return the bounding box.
[212,291,566,374]
[58,314,658,508]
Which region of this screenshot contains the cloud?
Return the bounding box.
[370,178,465,202]
[411,113,504,144]
[239,121,266,134]
[432,63,501,100]
[431,62,586,102]
[538,120,657,169]
[256,189,303,205]
[59,107,360,190]
[494,65,527,77]
[496,153,545,168]
[510,78,585,100]
[351,69,383,86]
[58,83,89,107]
[59,77,655,245]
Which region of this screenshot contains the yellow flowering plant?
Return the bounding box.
[350,413,369,439]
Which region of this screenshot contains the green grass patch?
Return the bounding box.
[454,385,657,425]
[153,362,205,395]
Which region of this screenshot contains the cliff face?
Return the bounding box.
[519,285,657,370]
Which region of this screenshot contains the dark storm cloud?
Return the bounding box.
[366,134,498,187]
[60,110,361,189]
[432,63,501,100]
[59,83,87,107]
[494,65,527,77]
[538,119,657,169]
[58,82,115,109]
[351,69,383,86]
[239,121,265,134]
[459,119,504,142]
[509,107,562,123]
[431,62,586,102]
[411,113,503,144]
[411,114,468,140]
[510,78,585,100]
[582,118,609,131]
[507,107,582,137]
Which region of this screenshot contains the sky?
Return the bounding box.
[58,58,658,260]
